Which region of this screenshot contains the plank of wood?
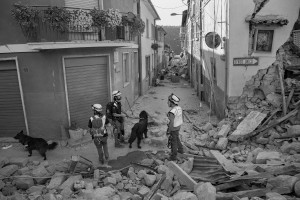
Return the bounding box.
[251,108,298,138]
[216,189,270,200]
[277,64,287,115]
[216,180,250,191]
[167,161,197,190]
[286,88,295,109]
[210,150,241,174]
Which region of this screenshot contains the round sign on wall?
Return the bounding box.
[205,32,221,49]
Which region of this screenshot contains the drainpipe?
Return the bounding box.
[224,0,229,115]
[198,0,203,100]
[137,0,143,95]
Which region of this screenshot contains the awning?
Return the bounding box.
[245,15,289,26]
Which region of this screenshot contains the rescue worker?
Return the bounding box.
[88,104,110,167]
[167,93,184,161]
[110,90,129,147]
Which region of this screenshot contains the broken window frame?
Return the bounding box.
[253,27,275,53]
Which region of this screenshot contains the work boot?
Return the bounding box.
[129,143,132,148]
[104,160,112,169]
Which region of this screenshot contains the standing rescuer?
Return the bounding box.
[167,93,184,161]
[88,104,110,167]
[107,90,129,148]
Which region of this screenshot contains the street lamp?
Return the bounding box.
[170,13,182,16]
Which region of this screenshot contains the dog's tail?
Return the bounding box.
[47,142,58,150]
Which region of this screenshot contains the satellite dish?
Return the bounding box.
[205,32,221,49]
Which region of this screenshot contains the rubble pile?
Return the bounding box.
[0,152,209,200]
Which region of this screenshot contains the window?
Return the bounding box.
[254,29,274,52]
[123,53,130,86]
[146,19,149,38]
[145,56,150,77]
[151,24,155,39]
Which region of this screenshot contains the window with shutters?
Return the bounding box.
[123,53,130,86]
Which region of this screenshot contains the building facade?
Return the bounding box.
[0,0,160,139]
[182,0,300,118]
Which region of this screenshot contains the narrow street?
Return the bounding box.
[1,0,300,199]
[0,78,216,168]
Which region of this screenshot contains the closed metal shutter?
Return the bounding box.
[65,56,108,129]
[0,60,26,137]
[65,0,98,9]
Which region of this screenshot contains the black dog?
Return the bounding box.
[129,110,148,149]
[14,130,58,160]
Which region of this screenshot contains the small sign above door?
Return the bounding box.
[233,57,259,66]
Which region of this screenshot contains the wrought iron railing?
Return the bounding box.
[20,6,135,43]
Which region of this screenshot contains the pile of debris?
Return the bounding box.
[3,147,300,200]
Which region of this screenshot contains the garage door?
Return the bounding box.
[0,60,26,137]
[65,56,109,129]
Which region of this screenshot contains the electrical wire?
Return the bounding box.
[152,4,186,10]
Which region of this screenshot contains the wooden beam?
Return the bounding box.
[210,150,241,174]
[167,161,197,190]
[277,64,287,116]
[286,89,295,109]
[216,189,270,200]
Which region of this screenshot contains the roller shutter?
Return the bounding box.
[65,56,108,129]
[0,60,26,137]
[65,0,98,9]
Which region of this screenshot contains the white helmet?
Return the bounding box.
[168,93,180,105]
[112,90,122,97]
[92,104,102,112]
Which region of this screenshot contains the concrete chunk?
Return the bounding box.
[256,151,281,164]
[229,111,267,141]
[0,165,18,177]
[167,161,196,190]
[217,124,231,138]
[47,172,66,189]
[9,157,29,167]
[194,182,216,200]
[104,177,117,185]
[59,175,82,190]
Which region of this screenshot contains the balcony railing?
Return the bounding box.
[17,6,136,43]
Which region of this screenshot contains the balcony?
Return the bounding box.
[12,5,137,43]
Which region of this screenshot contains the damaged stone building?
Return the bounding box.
[181,0,300,119]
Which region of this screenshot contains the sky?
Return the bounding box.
[151,0,188,26]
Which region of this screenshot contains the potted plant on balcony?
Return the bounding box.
[11,3,40,41]
[70,9,97,41]
[43,6,72,33]
[122,15,145,37]
[90,8,122,40]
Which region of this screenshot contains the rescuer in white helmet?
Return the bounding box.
[106,90,129,147]
[88,103,110,167]
[167,93,184,161]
